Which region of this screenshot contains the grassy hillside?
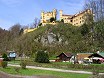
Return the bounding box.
[5,21,104,57]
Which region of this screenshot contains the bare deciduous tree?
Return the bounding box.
[84,0,104,21]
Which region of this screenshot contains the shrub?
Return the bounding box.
[1,61,8,68]
[2,53,9,61]
[38,23,42,26]
[20,61,27,69]
[35,50,50,63]
[50,17,55,22]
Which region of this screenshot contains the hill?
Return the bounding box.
[13,23,94,56]
[1,22,104,57]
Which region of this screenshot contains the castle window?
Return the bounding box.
[82,20,84,22]
[71,20,73,22]
[80,21,81,23]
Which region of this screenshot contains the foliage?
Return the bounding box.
[61,19,64,23]
[80,24,89,36]
[50,17,55,22]
[35,50,50,63]
[0,21,104,57]
[85,0,104,21]
[38,23,42,26]
[1,61,8,68]
[20,61,27,69]
[2,53,9,61]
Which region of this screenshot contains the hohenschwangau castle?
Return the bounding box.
[41,9,92,26]
[24,9,92,34]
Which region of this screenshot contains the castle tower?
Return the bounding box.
[41,11,44,23]
[53,9,57,20]
[59,10,63,21]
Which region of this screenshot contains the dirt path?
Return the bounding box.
[1,64,104,78]
[8,64,92,74]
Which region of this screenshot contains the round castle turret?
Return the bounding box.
[41,11,44,23]
[59,10,63,21]
[53,9,57,20]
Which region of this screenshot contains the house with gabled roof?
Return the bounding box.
[56,52,73,62]
[88,52,104,64]
[88,52,104,59]
[76,53,93,64]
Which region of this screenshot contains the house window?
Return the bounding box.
[76,23,78,25]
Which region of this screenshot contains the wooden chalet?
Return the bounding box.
[77,53,93,61]
[56,52,73,62]
[76,53,93,64]
[88,52,104,64]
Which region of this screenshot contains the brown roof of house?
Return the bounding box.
[65,53,73,57]
[77,53,93,60]
[57,52,73,58]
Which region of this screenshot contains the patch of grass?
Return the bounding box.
[8,60,20,65]
[49,55,56,60]
[0,67,90,78]
[8,59,104,73]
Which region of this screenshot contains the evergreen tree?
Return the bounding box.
[35,50,49,63]
[2,53,9,61]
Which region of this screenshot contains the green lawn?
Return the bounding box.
[0,67,91,78]
[8,59,104,73]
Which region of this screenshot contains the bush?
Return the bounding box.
[1,61,8,68]
[2,53,9,61]
[20,61,27,69]
[50,17,55,22]
[35,50,50,63]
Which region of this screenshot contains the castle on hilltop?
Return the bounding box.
[24,9,92,34]
[41,9,92,26]
[41,9,57,23]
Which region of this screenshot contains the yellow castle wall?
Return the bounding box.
[24,28,37,34]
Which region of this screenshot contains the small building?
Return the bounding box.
[56,52,73,62]
[76,53,93,64]
[88,52,104,64]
